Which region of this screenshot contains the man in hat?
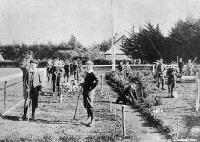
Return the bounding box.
[79,61,98,127]
[156,59,166,90]
[22,59,42,120]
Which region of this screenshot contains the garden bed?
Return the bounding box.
[104,70,198,140]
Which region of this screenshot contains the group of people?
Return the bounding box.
[178,58,195,76]
[20,51,99,127]
[118,61,131,78]
[155,58,196,98]
[46,58,82,96]
[116,58,195,104]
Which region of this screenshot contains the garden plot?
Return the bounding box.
[156,82,199,139]
[0,71,137,142]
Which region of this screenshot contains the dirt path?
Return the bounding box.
[108,89,170,142]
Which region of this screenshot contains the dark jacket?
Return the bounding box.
[82,72,99,91]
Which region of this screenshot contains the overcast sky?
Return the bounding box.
[0,0,200,46]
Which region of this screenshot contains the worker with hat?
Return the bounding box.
[79,61,99,127]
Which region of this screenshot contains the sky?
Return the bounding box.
[0,0,200,46]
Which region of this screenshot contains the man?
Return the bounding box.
[178,58,184,74]
[156,59,166,90]
[80,61,98,127]
[22,59,42,120]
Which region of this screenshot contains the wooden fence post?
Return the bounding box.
[196,73,200,112]
[4,81,7,112]
[100,75,103,95]
[107,92,111,111]
[122,105,126,137]
[152,65,155,73]
[176,121,179,139]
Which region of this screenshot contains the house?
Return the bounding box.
[104,35,131,60]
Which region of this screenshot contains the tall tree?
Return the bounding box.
[122,23,167,63]
[169,17,200,62]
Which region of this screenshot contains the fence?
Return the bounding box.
[0,68,47,115]
[82,64,156,72]
[82,64,199,73]
[0,73,23,114]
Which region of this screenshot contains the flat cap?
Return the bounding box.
[86,61,94,65]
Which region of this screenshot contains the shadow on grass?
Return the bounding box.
[1,115,21,121]
[0,115,80,126]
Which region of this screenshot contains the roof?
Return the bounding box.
[104,35,126,55]
[0,53,5,61]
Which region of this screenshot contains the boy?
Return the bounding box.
[118,61,124,72]
[22,59,42,120]
[80,61,98,127]
[178,58,184,74]
[124,61,131,79]
[73,60,78,80]
[49,60,62,96]
[64,60,70,82]
[186,59,193,76]
[167,65,177,98]
[156,59,166,90]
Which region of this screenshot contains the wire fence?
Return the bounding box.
[0,73,23,114]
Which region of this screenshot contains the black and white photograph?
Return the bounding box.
[0,0,200,141]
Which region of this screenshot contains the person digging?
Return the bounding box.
[79,61,98,127]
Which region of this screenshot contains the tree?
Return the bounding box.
[99,39,111,52]
[122,23,167,63]
[169,17,200,62]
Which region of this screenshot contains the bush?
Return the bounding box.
[105,70,162,107]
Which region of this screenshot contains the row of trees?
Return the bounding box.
[0,35,110,62]
[123,17,200,63]
[1,17,200,63]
